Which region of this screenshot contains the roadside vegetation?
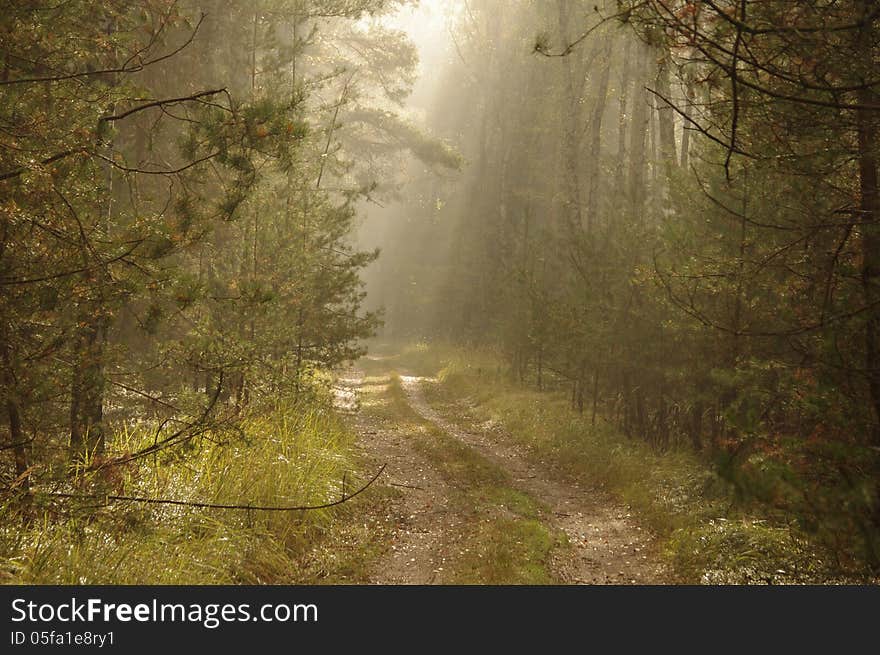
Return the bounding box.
[387,342,867,584]
[0,393,387,585]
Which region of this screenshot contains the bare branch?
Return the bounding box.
[37,464,387,512]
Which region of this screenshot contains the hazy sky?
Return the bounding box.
[366,0,455,116]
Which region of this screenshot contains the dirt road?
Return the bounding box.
[336,361,668,584]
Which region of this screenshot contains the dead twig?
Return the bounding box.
[38,464,387,512]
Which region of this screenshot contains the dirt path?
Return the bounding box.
[399,375,668,584]
[336,365,668,584]
[335,370,455,584]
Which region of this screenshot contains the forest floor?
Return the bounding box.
[335,353,669,584]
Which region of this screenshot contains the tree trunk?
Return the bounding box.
[690,400,703,452]
[680,86,692,170]
[858,88,880,436]
[590,368,600,427]
[536,345,544,391]
[585,41,613,231]
[617,37,633,183]
[655,53,677,175]
[1,338,29,497]
[635,386,646,438]
[70,319,107,460]
[557,0,584,230]
[576,359,586,414]
[857,80,880,555]
[657,394,669,450]
[628,45,650,221]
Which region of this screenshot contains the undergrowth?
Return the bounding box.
[387,341,847,584]
[0,397,380,584]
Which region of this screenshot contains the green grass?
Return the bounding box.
[0,398,386,585]
[455,518,557,585]
[387,341,833,584]
[359,371,563,584]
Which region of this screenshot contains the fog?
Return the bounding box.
[2,0,880,585]
[353,0,456,335]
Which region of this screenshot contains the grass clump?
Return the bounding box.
[452,518,557,585]
[667,518,828,584]
[0,400,381,585]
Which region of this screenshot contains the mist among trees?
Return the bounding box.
[2,0,880,584]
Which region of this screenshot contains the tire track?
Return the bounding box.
[398,375,669,584]
[335,371,456,584]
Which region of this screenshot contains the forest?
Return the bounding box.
[2,0,880,585]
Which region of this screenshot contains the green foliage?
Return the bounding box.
[453,518,558,585]
[668,520,829,585]
[0,0,428,581]
[366,0,880,575]
[402,340,874,582]
[0,399,366,584]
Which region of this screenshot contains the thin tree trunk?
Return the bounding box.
[617,37,633,183]
[557,0,584,230]
[680,92,692,170]
[628,45,650,221]
[690,400,703,452]
[585,40,613,231]
[576,359,586,414]
[537,346,544,391]
[591,368,600,427]
[1,338,29,496]
[655,53,677,175]
[70,318,107,459]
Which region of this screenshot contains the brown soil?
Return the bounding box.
[335,367,669,584]
[335,371,455,584]
[399,376,669,584]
